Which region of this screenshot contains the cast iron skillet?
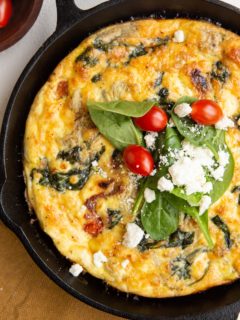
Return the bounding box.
[0,0,240,319]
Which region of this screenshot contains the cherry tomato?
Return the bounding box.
[0,0,12,28]
[191,99,223,125]
[84,217,103,236]
[133,106,168,132]
[123,145,154,176]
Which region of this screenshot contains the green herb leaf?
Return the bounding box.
[211,215,232,248]
[107,209,122,229]
[57,146,81,164]
[88,108,143,150]
[141,191,179,241]
[164,229,194,249]
[87,100,156,117]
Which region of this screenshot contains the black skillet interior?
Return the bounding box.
[1,0,240,319]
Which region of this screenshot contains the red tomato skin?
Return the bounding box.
[191,99,223,125]
[83,217,103,236]
[123,145,154,176]
[0,0,12,28]
[133,106,168,132]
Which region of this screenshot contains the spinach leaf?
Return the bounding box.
[171,97,224,159]
[31,167,91,192]
[137,237,160,252]
[91,73,102,83]
[87,100,156,117]
[128,44,147,61]
[75,46,98,67]
[211,61,230,84]
[211,215,232,248]
[162,193,213,248]
[107,209,122,229]
[88,108,143,150]
[164,127,182,151]
[164,229,194,249]
[141,191,179,241]
[171,255,191,280]
[171,97,217,148]
[57,146,81,164]
[171,188,202,206]
[209,145,234,204]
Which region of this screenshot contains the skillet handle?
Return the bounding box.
[55,0,85,33]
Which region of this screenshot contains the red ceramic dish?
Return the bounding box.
[0,0,43,51]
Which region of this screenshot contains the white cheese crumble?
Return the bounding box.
[202,181,213,194]
[150,169,157,176]
[121,259,130,268]
[69,263,83,277]
[144,188,156,203]
[93,251,108,268]
[122,223,144,248]
[218,150,229,167]
[91,160,98,167]
[211,165,225,181]
[144,132,158,150]
[157,177,174,192]
[215,115,235,130]
[169,157,206,195]
[199,195,212,215]
[174,103,192,117]
[168,118,176,127]
[173,30,185,43]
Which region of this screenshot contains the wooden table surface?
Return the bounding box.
[0,222,124,320]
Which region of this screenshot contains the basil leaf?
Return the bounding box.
[88,108,143,150]
[141,191,179,241]
[87,100,156,117]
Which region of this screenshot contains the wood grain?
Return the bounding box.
[0,222,124,320]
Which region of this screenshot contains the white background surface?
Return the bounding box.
[0,0,239,127]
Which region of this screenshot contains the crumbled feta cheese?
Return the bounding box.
[157,177,174,192]
[144,132,158,150]
[69,263,83,277]
[92,160,98,167]
[169,157,206,194]
[182,140,214,168]
[174,103,192,117]
[215,116,235,130]
[168,118,176,127]
[144,188,156,203]
[218,150,229,167]
[121,259,129,268]
[145,233,150,239]
[150,169,157,176]
[93,251,108,268]
[199,196,212,215]
[122,223,144,248]
[211,166,225,181]
[202,182,213,194]
[173,30,185,43]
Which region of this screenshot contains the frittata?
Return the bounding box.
[23,19,240,297]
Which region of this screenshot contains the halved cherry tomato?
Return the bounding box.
[133,106,168,132]
[191,99,223,125]
[0,0,12,28]
[123,145,154,176]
